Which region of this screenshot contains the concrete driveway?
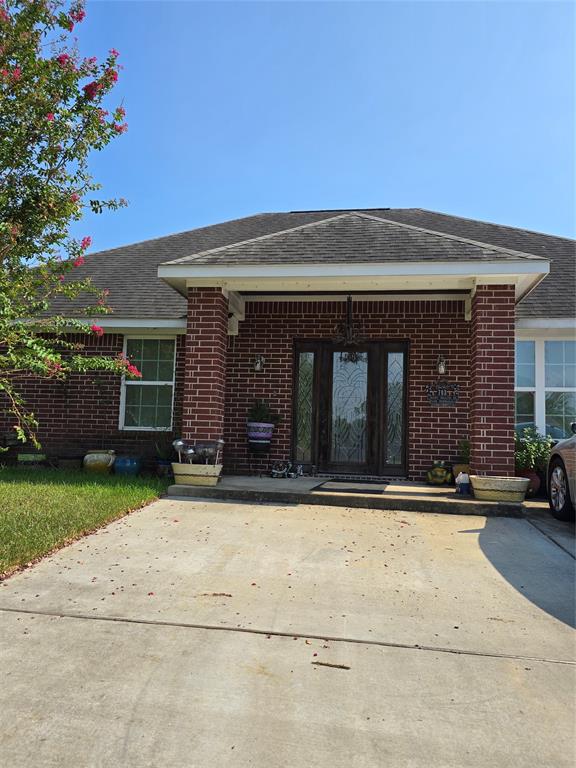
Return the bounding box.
[1,499,574,767]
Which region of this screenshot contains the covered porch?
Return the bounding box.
[158,212,549,481]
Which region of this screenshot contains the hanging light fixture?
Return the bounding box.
[333,296,365,362]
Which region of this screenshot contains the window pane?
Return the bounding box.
[546,365,564,388]
[126,338,143,361]
[516,341,535,365]
[157,359,174,381]
[545,341,576,387]
[545,341,563,364]
[515,341,535,387]
[545,392,576,439]
[124,385,173,428]
[158,340,176,360]
[515,392,535,434]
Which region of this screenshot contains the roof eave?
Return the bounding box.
[158,259,550,303]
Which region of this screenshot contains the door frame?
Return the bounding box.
[292,339,409,476]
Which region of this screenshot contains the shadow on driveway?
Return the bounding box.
[467,517,576,629]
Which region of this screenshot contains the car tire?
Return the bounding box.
[548,458,575,521]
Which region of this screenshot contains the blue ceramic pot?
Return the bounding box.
[114,456,141,476]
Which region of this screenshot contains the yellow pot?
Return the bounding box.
[83,450,115,473]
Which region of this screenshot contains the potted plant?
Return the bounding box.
[453,439,470,478]
[171,439,224,486]
[514,427,554,497]
[246,399,282,453]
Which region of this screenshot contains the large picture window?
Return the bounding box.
[120,337,176,431]
[515,338,576,440]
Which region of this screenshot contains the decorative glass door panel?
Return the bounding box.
[295,351,315,462]
[330,352,368,464]
[385,351,405,466]
[293,341,408,476]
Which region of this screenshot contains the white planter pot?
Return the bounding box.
[470,475,530,503]
[172,463,223,486]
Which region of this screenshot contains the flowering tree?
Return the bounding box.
[0,0,141,447]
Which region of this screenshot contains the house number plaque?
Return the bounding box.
[426,381,460,407]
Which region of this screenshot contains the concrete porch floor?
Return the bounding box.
[168,476,544,517]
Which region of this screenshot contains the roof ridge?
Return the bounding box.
[355,211,547,261]
[163,212,359,265]
[408,208,576,245]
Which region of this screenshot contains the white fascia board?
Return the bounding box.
[158,259,549,281]
[516,318,576,341]
[74,317,187,333]
[516,318,576,330]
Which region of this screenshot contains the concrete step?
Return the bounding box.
[166,483,525,517]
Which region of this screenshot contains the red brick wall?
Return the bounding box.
[225,299,472,479]
[182,288,229,442]
[469,285,516,476]
[0,333,186,462]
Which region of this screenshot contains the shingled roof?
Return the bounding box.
[50,208,575,319]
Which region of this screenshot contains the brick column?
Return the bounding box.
[182,288,228,442]
[470,285,516,476]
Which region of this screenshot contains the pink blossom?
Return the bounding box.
[127,364,142,378]
[0,7,9,24]
[116,106,126,118]
[80,236,92,250]
[82,81,101,100]
[105,68,118,83]
[11,66,21,81]
[97,108,108,124]
[46,113,55,122]
[109,48,120,58]
[70,8,86,23]
[70,192,80,203]
[56,53,72,67]
[90,324,104,337]
[113,122,128,134]
[58,275,65,282]
[73,256,85,267]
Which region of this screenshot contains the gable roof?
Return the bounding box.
[49,207,575,320]
[163,211,544,267]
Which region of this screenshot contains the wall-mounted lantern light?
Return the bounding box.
[437,354,447,376]
[253,355,266,372]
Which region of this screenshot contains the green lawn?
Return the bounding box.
[0,468,169,577]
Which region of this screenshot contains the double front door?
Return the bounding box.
[293,341,408,476]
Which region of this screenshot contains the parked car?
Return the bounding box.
[547,422,576,521]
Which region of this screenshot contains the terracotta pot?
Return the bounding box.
[172,462,223,486]
[516,470,541,497]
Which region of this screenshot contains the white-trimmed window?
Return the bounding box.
[120,337,176,431]
[515,338,576,440]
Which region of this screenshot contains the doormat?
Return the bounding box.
[313,480,388,495]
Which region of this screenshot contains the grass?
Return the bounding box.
[0,468,170,577]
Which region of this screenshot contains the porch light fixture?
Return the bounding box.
[333,296,366,362]
[253,355,266,372]
[437,355,447,376]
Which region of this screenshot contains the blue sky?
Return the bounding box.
[74,1,575,251]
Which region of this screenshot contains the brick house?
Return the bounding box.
[2,208,575,479]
